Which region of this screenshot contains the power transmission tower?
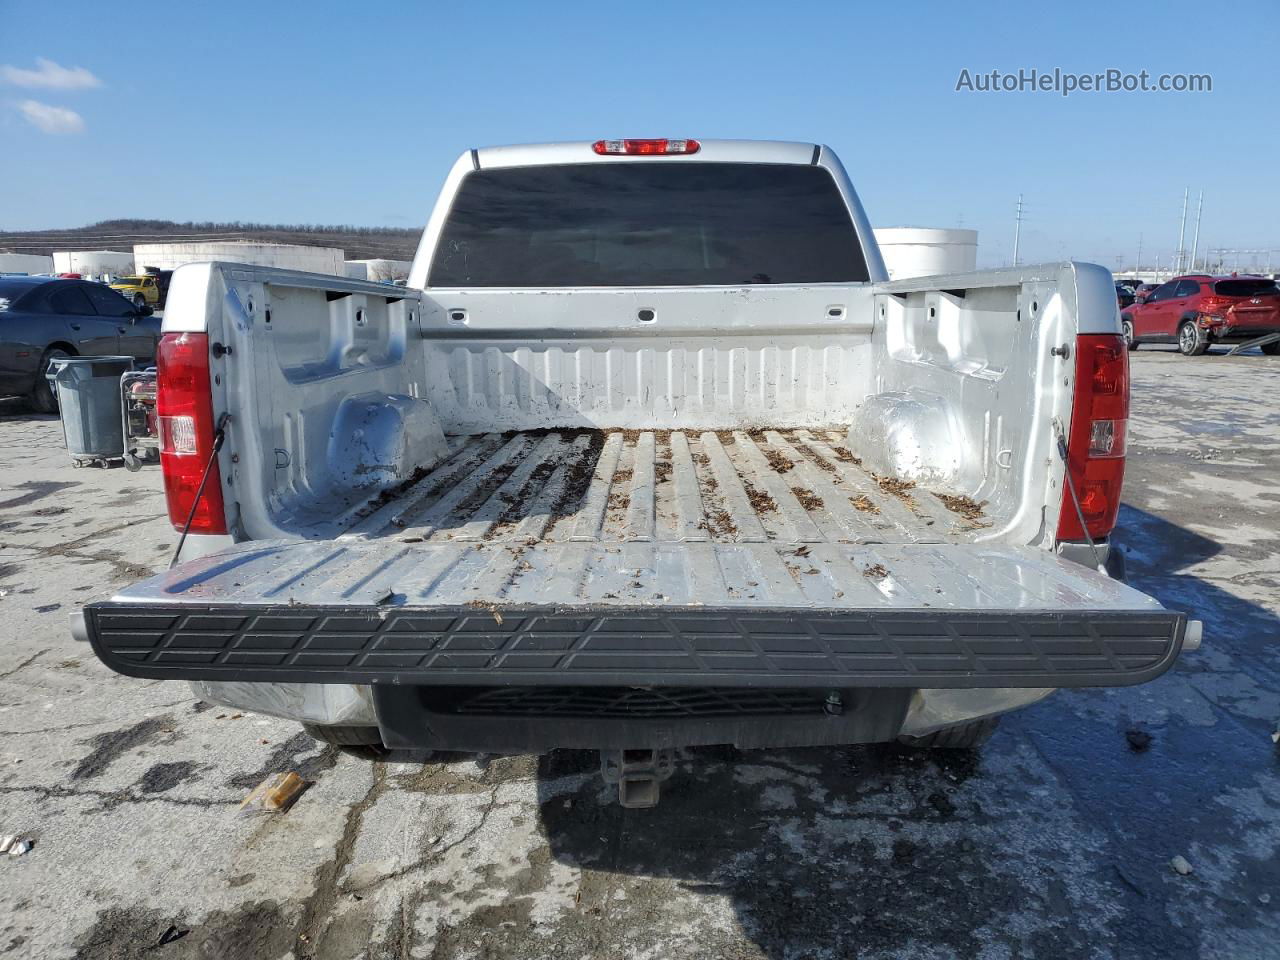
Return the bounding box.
[1175,187,1189,273]
[1012,194,1024,267]
[1189,191,1203,272]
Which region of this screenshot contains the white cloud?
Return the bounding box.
[17,100,85,134]
[1,58,101,90]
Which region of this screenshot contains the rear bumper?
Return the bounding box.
[83,601,1188,689]
[1212,324,1280,341]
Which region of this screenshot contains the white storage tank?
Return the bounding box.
[344,258,411,283]
[0,253,55,275]
[132,241,345,276]
[872,228,978,281]
[52,250,135,277]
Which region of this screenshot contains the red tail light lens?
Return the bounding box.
[156,332,227,534]
[1057,334,1129,541]
[592,138,700,156]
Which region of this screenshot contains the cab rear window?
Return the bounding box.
[428,162,869,287]
[1213,279,1279,297]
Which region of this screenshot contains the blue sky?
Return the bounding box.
[2,0,1276,268]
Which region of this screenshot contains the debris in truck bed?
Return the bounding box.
[792,440,838,475]
[764,448,796,473]
[743,481,777,514]
[827,443,861,465]
[864,564,889,579]
[790,487,823,511]
[875,475,916,500]
[351,428,989,547]
[938,493,988,521]
[1170,855,1194,876]
[698,508,737,538]
[465,599,505,623]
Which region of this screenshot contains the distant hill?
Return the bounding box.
[0,219,420,261]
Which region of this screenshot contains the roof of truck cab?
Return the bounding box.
[473,139,821,169]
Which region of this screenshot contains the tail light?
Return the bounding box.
[156,332,227,534]
[1057,334,1128,541]
[592,138,700,156]
[1197,296,1231,323]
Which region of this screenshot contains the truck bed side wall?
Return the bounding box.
[858,263,1113,545]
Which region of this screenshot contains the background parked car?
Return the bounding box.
[1132,282,1160,302]
[0,276,160,411]
[1120,274,1280,356]
[1115,282,1136,310]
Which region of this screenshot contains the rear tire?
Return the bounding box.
[132,293,147,308]
[302,722,387,759]
[1121,319,1138,350]
[30,347,71,413]
[1261,341,1280,356]
[1178,320,1209,356]
[897,716,1001,749]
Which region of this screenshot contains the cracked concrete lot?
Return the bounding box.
[1,347,1278,959]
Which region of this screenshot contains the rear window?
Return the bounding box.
[428,162,869,287]
[0,279,41,308]
[1213,278,1279,297]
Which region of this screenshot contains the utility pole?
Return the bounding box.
[1189,190,1203,273]
[1135,233,1143,274]
[1175,187,1189,274]
[1012,194,1024,267]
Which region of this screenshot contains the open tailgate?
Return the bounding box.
[81,540,1188,689]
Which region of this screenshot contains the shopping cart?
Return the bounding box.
[120,368,160,472]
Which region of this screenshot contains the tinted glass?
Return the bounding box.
[0,278,43,305]
[1147,282,1176,302]
[1174,279,1201,297]
[429,162,869,287]
[48,284,97,315]
[1214,279,1279,297]
[83,283,136,317]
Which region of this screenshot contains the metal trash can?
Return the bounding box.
[47,356,135,467]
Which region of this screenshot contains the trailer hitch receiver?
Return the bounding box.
[600,747,676,808]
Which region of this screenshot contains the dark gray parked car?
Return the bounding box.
[0,276,161,412]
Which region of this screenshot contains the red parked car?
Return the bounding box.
[1120,274,1280,356]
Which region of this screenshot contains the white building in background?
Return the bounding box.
[133,241,344,276]
[344,258,412,283]
[52,250,135,278]
[873,228,978,281]
[0,252,55,275]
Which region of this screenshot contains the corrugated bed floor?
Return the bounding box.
[343,428,991,546]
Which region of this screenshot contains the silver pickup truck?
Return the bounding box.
[76,138,1199,806]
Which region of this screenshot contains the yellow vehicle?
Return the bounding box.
[110,271,170,308]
